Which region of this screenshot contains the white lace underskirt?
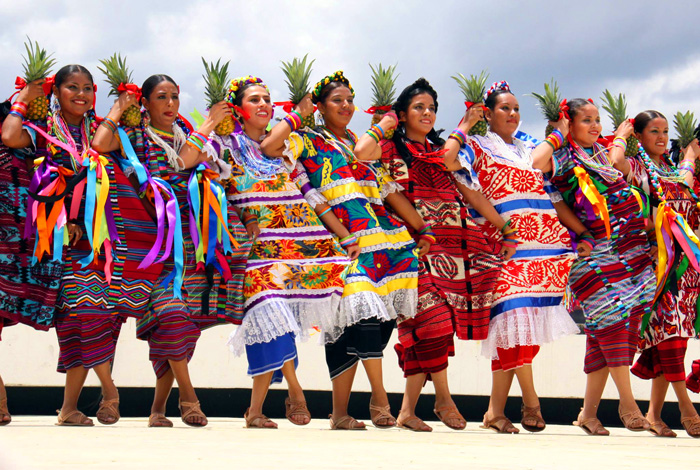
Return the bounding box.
[480,304,579,359]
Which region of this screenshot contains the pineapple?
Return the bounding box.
[201,58,234,136]
[451,70,489,136]
[97,53,141,127]
[673,111,699,175]
[21,37,57,121]
[368,63,399,139]
[280,54,315,128]
[529,79,567,145]
[600,90,637,157]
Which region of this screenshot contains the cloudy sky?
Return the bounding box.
[1,0,698,139]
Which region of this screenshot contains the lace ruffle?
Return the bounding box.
[454,147,481,190]
[203,138,233,180]
[480,304,579,359]
[380,179,404,199]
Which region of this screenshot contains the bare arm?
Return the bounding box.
[552,200,592,257]
[443,105,483,171]
[179,101,232,169]
[353,113,397,161]
[260,94,314,158]
[1,79,45,149]
[679,139,699,187]
[92,91,138,153]
[532,118,570,173]
[609,120,634,177]
[384,191,431,257]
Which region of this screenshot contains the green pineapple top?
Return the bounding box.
[451,70,489,103]
[674,111,698,149]
[530,79,562,121]
[280,54,315,104]
[97,53,134,97]
[21,36,56,82]
[600,90,629,129]
[202,58,231,107]
[368,63,398,107]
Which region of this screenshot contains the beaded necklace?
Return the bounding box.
[568,140,621,183]
[46,108,95,172]
[637,143,700,208]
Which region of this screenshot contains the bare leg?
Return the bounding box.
[361,358,395,426]
[646,376,670,423]
[671,380,700,420]
[514,365,539,408]
[609,365,649,430]
[397,373,431,431]
[92,362,120,424]
[281,360,310,425]
[0,373,10,424]
[247,371,277,428]
[433,369,465,429]
[169,359,207,426]
[330,362,360,423]
[486,369,515,420]
[151,369,175,416]
[579,367,608,420]
[60,367,90,417]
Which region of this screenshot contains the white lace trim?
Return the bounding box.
[380,179,403,198]
[454,151,482,191]
[480,304,579,359]
[203,135,233,180]
[282,139,298,170]
[123,165,136,178]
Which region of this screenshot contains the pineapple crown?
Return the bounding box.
[21,36,57,82]
[368,63,398,108]
[312,70,354,103]
[201,57,231,107]
[97,53,135,97]
[226,76,268,104]
[600,90,629,129]
[484,80,510,102]
[529,79,563,121]
[672,110,698,149]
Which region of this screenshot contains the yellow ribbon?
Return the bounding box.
[90,153,111,257]
[574,166,611,239]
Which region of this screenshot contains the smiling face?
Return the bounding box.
[53,72,94,122]
[569,104,602,147]
[486,93,519,140]
[239,85,272,132]
[317,85,354,130]
[636,117,669,159]
[142,80,179,131]
[400,92,436,141]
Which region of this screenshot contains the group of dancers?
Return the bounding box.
[1,61,700,438]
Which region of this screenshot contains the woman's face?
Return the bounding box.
[239,85,272,131]
[636,117,669,159]
[569,104,602,147]
[317,85,354,129]
[400,92,436,139]
[54,72,94,120]
[142,80,179,131]
[486,93,519,139]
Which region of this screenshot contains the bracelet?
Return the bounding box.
[419,233,437,245]
[101,117,118,134]
[339,234,358,247]
[317,207,332,218]
[186,131,208,152]
[10,102,28,117]
[448,129,467,146]
[544,129,565,151]
[679,158,696,174]
[576,231,596,251]
[366,124,385,143]
[612,136,627,151]
[242,218,258,227]
[8,110,25,120]
[419,224,434,235]
[283,112,302,131]
[501,220,519,247]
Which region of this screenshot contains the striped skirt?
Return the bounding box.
[492,345,540,372]
[56,315,124,372]
[632,337,688,383]
[395,334,455,378]
[584,315,641,373]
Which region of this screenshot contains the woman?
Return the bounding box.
[261,71,419,430]
[92,74,248,427]
[2,65,136,426]
[533,98,655,435]
[445,81,579,433]
[204,76,348,428]
[354,78,502,431]
[612,110,700,438]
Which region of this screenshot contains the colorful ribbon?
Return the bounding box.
[573,166,612,239]
[116,82,142,102]
[365,105,392,114]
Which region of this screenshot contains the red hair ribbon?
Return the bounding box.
[587,98,594,104]
[42,75,55,95]
[273,101,296,113]
[629,118,635,126]
[365,105,392,114]
[231,104,251,121]
[559,99,570,121]
[14,76,27,90]
[117,83,142,102]
[598,135,614,147]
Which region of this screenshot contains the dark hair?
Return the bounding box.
[391,78,445,165]
[633,110,666,134]
[54,64,93,89]
[141,74,178,101]
[565,98,596,120]
[483,89,513,112]
[312,81,349,105]
[232,83,266,107]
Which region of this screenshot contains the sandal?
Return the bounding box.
[521,404,546,432]
[369,401,396,428]
[647,419,676,438]
[244,408,277,429]
[0,397,10,426]
[56,409,94,426]
[397,415,432,432]
[329,414,366,430]
[434,405,466,430]
[573,411,609,436]
[179,400,208,427]
[96,398,120,425]
[681,415,700,438]
[618,406,650,432]
[285,397,310,426]
[481,414,519,433]
[148,413,173,428]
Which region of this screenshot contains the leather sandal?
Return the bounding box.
[56,409,94,426]
[285,397,310,426]
[521,404,546,432]
[179,400,207,427]
[369,401,396,428]
[647,419,676,438]
[481,414,519,433]
[0,397,10,426]
[681,415,700,438]
[244,408,277,428]
[397,415,432,432]
[96,398,120,425]
[329,414,366,430]
[148,413,173,428]
[434,405,466,430]
[573,411,609,436]
[618,406,650,431]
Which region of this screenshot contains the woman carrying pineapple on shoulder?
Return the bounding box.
[261,71,421,430]
[532,98,655,435]
[92,70,249,428]
[608,110,700,438]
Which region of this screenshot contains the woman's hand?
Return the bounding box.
[500,244,516,261]
[416,238,431,258]
[346,243,360,260]
[577,243,592,258]
[16,79,46,105]
[113,90,138,114]
[550,116,569,137]
[207,101,233,127]
[67,222,83,247]
[295,94,314,118]
[614,119,634,140]
[245,221,260,240]
[463,104,484,131]
[378,112,398,131]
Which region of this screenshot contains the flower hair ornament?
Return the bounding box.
[484,80,510,101]
[312,70,354,103]
[559,98,595,121]
[225,76,268,121]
